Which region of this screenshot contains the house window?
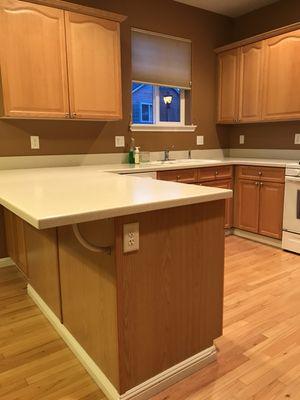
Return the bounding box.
[131,28,196,132]
[132,83,185,126]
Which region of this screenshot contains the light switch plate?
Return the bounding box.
[123,222,139,253]
[115,136,125,147]
[196,135,204,146]
[295,133,300,145]
[30,136,40,149]
[239,135,245,145]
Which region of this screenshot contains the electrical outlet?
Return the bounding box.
[239,135,245,145]
[30,136,40,149]
[295,133,300,145]
[115,136,125,147]
[123,222,139,253]
[196,135,204,146]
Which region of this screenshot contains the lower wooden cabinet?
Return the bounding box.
[3,209,28,276]
[235,179,284,239]
[201,180,233,229]
[258,181,285,239]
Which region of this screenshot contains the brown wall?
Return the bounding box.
[229,0,300,149]
[0,0,233,157]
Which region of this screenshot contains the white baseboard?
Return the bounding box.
[27,284,217,400]
[0,257,15,268]
[233,229,282,248]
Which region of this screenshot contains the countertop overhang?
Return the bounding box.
[0,167,232,229]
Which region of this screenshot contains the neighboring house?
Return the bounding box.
[132,83,180,124]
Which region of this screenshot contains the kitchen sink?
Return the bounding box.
[146,159,221,165]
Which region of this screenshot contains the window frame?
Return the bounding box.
[153,86,185,127]
[140,102,153,123]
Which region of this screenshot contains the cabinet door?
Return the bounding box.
[217,49,239,123]
[0,0,69,118]
[259,182,284,239]
[239,42,263,122]
[235,179,260,233]
[262,29,300,121]
[203,180,233,229]
[65,12,122,120]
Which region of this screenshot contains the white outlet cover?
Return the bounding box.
[295,133,300,145]
[30,136,40,150]
[123,222,139,253]
[196,135,204,146]
[239,135,245,145]
[115,136,125,147]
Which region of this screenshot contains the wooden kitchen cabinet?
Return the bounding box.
[64,12,122,120]
[262,29,300,121]
[234,166,285,239]
[235,179,260,233]
[0,0,69,118]
[216,26,300,123]
[0,0,125,120]
[3,209,28,276]
[238,42,264,122]
[203,180,233,228]
[217,49,239,123]
[259,182,284,239]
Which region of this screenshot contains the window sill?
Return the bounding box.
[130,124,197,132]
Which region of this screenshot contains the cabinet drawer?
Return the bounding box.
[157,169,197,183]
[198,166,233,182]
[237,165,285,183]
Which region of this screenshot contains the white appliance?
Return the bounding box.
[282,163,300,254]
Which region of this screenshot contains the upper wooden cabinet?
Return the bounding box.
[65,12,122,120]
[238,42,264,122]
[262,30,300,121]
[0,0,69,118]
[216,27,300,124]
[217,49,239,123]
[0,0,125,120]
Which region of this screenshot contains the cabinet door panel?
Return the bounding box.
[65,12,122,120]
[217,49,239,123]
[259,182,284,239]
[202,180,233,229]
[239,42,263,122]
[262,29,300,121]
[235,179,260,233]
[0,0,69,118]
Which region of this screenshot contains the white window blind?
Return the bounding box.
[132,28,192,90]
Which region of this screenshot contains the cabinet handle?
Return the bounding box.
[177,175,181,181]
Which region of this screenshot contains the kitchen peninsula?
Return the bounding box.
[1,166,231,400]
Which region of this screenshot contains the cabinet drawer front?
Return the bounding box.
[237,165,285,183]
[157,169,197,183]
[198,166,233,182]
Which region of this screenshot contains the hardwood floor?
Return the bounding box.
[0,236,299,399]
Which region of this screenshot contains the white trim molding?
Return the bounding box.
[233,229,282,248]
[130,124,197,132]
[0,257,14,268]
[27,284,217,400]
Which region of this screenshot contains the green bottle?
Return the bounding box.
[128,137,135,164]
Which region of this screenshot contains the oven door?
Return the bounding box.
[283,176,300,234]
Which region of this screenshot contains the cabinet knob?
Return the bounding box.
[177,175,180,181]
[72,113,77,118]
[65,113,69,118]
[255,181,259,186]
[260,182,263,186]
[258,171,262,176]
[215,171,219,175]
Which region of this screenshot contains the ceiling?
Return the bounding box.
[173,0,279,17]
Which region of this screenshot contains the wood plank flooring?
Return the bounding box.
[0,236,299,399]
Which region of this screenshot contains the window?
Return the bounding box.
[131,28,196,132]
[132,83,184,126]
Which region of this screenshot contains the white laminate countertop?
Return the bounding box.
[0,166,232,229]
[0,157,296,229]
